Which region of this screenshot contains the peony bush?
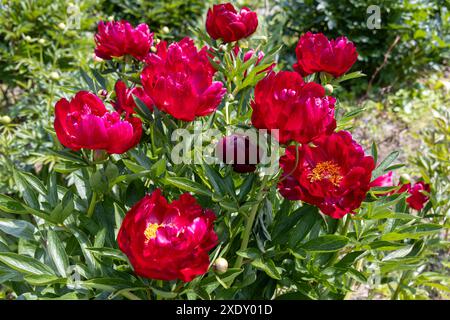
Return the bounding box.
[0,2,444,300]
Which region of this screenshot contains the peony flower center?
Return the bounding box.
[144,223,161,241]
[308,160,342,187]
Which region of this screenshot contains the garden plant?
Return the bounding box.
[0,1,448,301]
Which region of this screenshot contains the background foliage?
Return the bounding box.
[0,0,449,300]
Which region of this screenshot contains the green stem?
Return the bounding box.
[392,271,407,300]
[234,176,270,269]
[86,192,97,218]
[326,215,351,268]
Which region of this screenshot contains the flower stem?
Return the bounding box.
[87,192,97,218]
[234,175,270,269]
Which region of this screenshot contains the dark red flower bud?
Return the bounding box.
[216,134,262,173]
[206,3,258,43]
[117,189,218,282]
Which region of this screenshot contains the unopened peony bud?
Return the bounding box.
[98,89,108,98]
[50,72,60,80]
[216,134,262,173]
[34,162,43,174]
[0,116,12,124]
[213,257,228,274]
[58,22,66,30]
[38,38,45,45]
[150,46,157,53]
[324,84,334,94]
[24,35,32,42]
[161,26,170,34]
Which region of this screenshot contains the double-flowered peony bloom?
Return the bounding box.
[54,91,142,154]
[117,189,218,282]
[293,32,358,78]
[278,131,375,219]
[141,38,226,121]
[94,20,153,61]
[251,71,336,145]
[397,181,431,211]
[112,80,153,116]
[206,3,258,43]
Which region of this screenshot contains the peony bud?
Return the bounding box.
[216,134,262,173]
[161,26,170,34]
[24,35,32,42]
[213,257,228,274]
[0,116,12,124]
[58,22,66,30]
[38,38,45,45]
[98,89,108,99]
[150,46,157,53]
[324,84,334,94]
[50,71,60,80]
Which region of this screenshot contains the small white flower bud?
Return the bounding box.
[324,84,334,94]
[0,116,12,124]
[213,257,228,274]
[50,71,60,80]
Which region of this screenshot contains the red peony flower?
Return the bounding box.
[278,131,375,218]
[117,189,218,282]
[54,91,142,154]
[141,38,226,121]
[112,80,153,116]
[215,134,262,173]
[94,20,153,61]
[293,32,358,78]
[251,71,336,145]
[397,181,430,211]
[370,171,394,188]
[206,3,258,43]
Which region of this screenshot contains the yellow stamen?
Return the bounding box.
[144,223,160,241]
[308,161,342,187]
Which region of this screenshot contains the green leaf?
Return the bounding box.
[302,235,349,252]
[24,274,64,286]
[288,207,319,247]
[164,177,212,197]
[251,258,282,280]
[150,287,178,299]
[0,194,53,222]
[0,252,55,276]
[80,68,96,92]
[0,218,37,240]
[372,151,400,180]
[236,248,261,260]
[47,230,69,277]
[86,247,128,262]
